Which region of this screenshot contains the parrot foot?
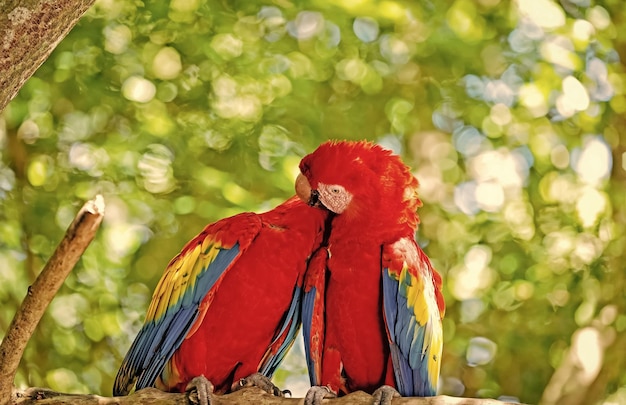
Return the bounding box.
[372,385,401,405]
[186,375,215,405]
[304,385,337,405]
[232,372,289,397]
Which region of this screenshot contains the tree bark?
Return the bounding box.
[0,196,105,405]
[0,0,96,113]
[12,386,523,405]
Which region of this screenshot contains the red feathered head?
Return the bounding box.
[296,140,421,237]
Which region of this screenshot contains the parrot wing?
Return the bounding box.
[381,237,444,397]
[301,247,329,386]
[258,281,302,377]
[113,213,263,395]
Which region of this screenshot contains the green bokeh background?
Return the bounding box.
[1,0,625,404]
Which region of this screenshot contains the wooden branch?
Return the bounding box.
[12,386,523,405]
[0,196,105,405]
[0,0,96,112]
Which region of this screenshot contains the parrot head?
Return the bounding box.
[296,140,422,235]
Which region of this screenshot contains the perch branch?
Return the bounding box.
[0,196,105,405]
[0,0,96,112]
[12,386,523,405]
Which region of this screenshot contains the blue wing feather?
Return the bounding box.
[302,285,318,385]
[301,247,328,387]
[259,284,303,376]
[381,238,443,397]
[114,243,242,395]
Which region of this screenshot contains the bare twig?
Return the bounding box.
[12,386,523,405]
[0,196,105,405]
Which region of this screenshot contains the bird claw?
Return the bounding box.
[231,372,285,397]
[304,385,337,405]
[186,375,215,405]
[372,385,401,405]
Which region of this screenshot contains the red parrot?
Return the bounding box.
[295,140,445,404]
[114,196,328,403]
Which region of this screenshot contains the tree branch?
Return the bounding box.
[0,196,105,405]
[12,386,523,405]
[0,0,96,113]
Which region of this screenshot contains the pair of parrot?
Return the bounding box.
[113,140,445,405]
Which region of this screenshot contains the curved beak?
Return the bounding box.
[295,173,320,207]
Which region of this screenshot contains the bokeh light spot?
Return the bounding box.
[519,83,548,117]
[572,327,603,383]
[490,103,512,126]
[211,34,244,60]
[516,0,565,30]
[104,24,131,54]
[573,136,612,185]
[353,17,379,43]
[550,144,570,169]
[557,76,590,116]
[466,336,498,366]
[122,76,156,103]
[586,6,611,30]
[137,144,176,193]
[450,245,495,299]
[27,157,49,187]
[287,11,324,40]
[576,187,606,228]
[153,47,182,80]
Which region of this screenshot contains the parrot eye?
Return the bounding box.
[317,183,352,214]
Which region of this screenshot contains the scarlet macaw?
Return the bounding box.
[114,196,328,403]
[295,140,445,404]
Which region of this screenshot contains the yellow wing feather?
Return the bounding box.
[383,237,444,396]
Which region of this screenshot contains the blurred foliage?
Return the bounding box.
[1,0,626,403]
